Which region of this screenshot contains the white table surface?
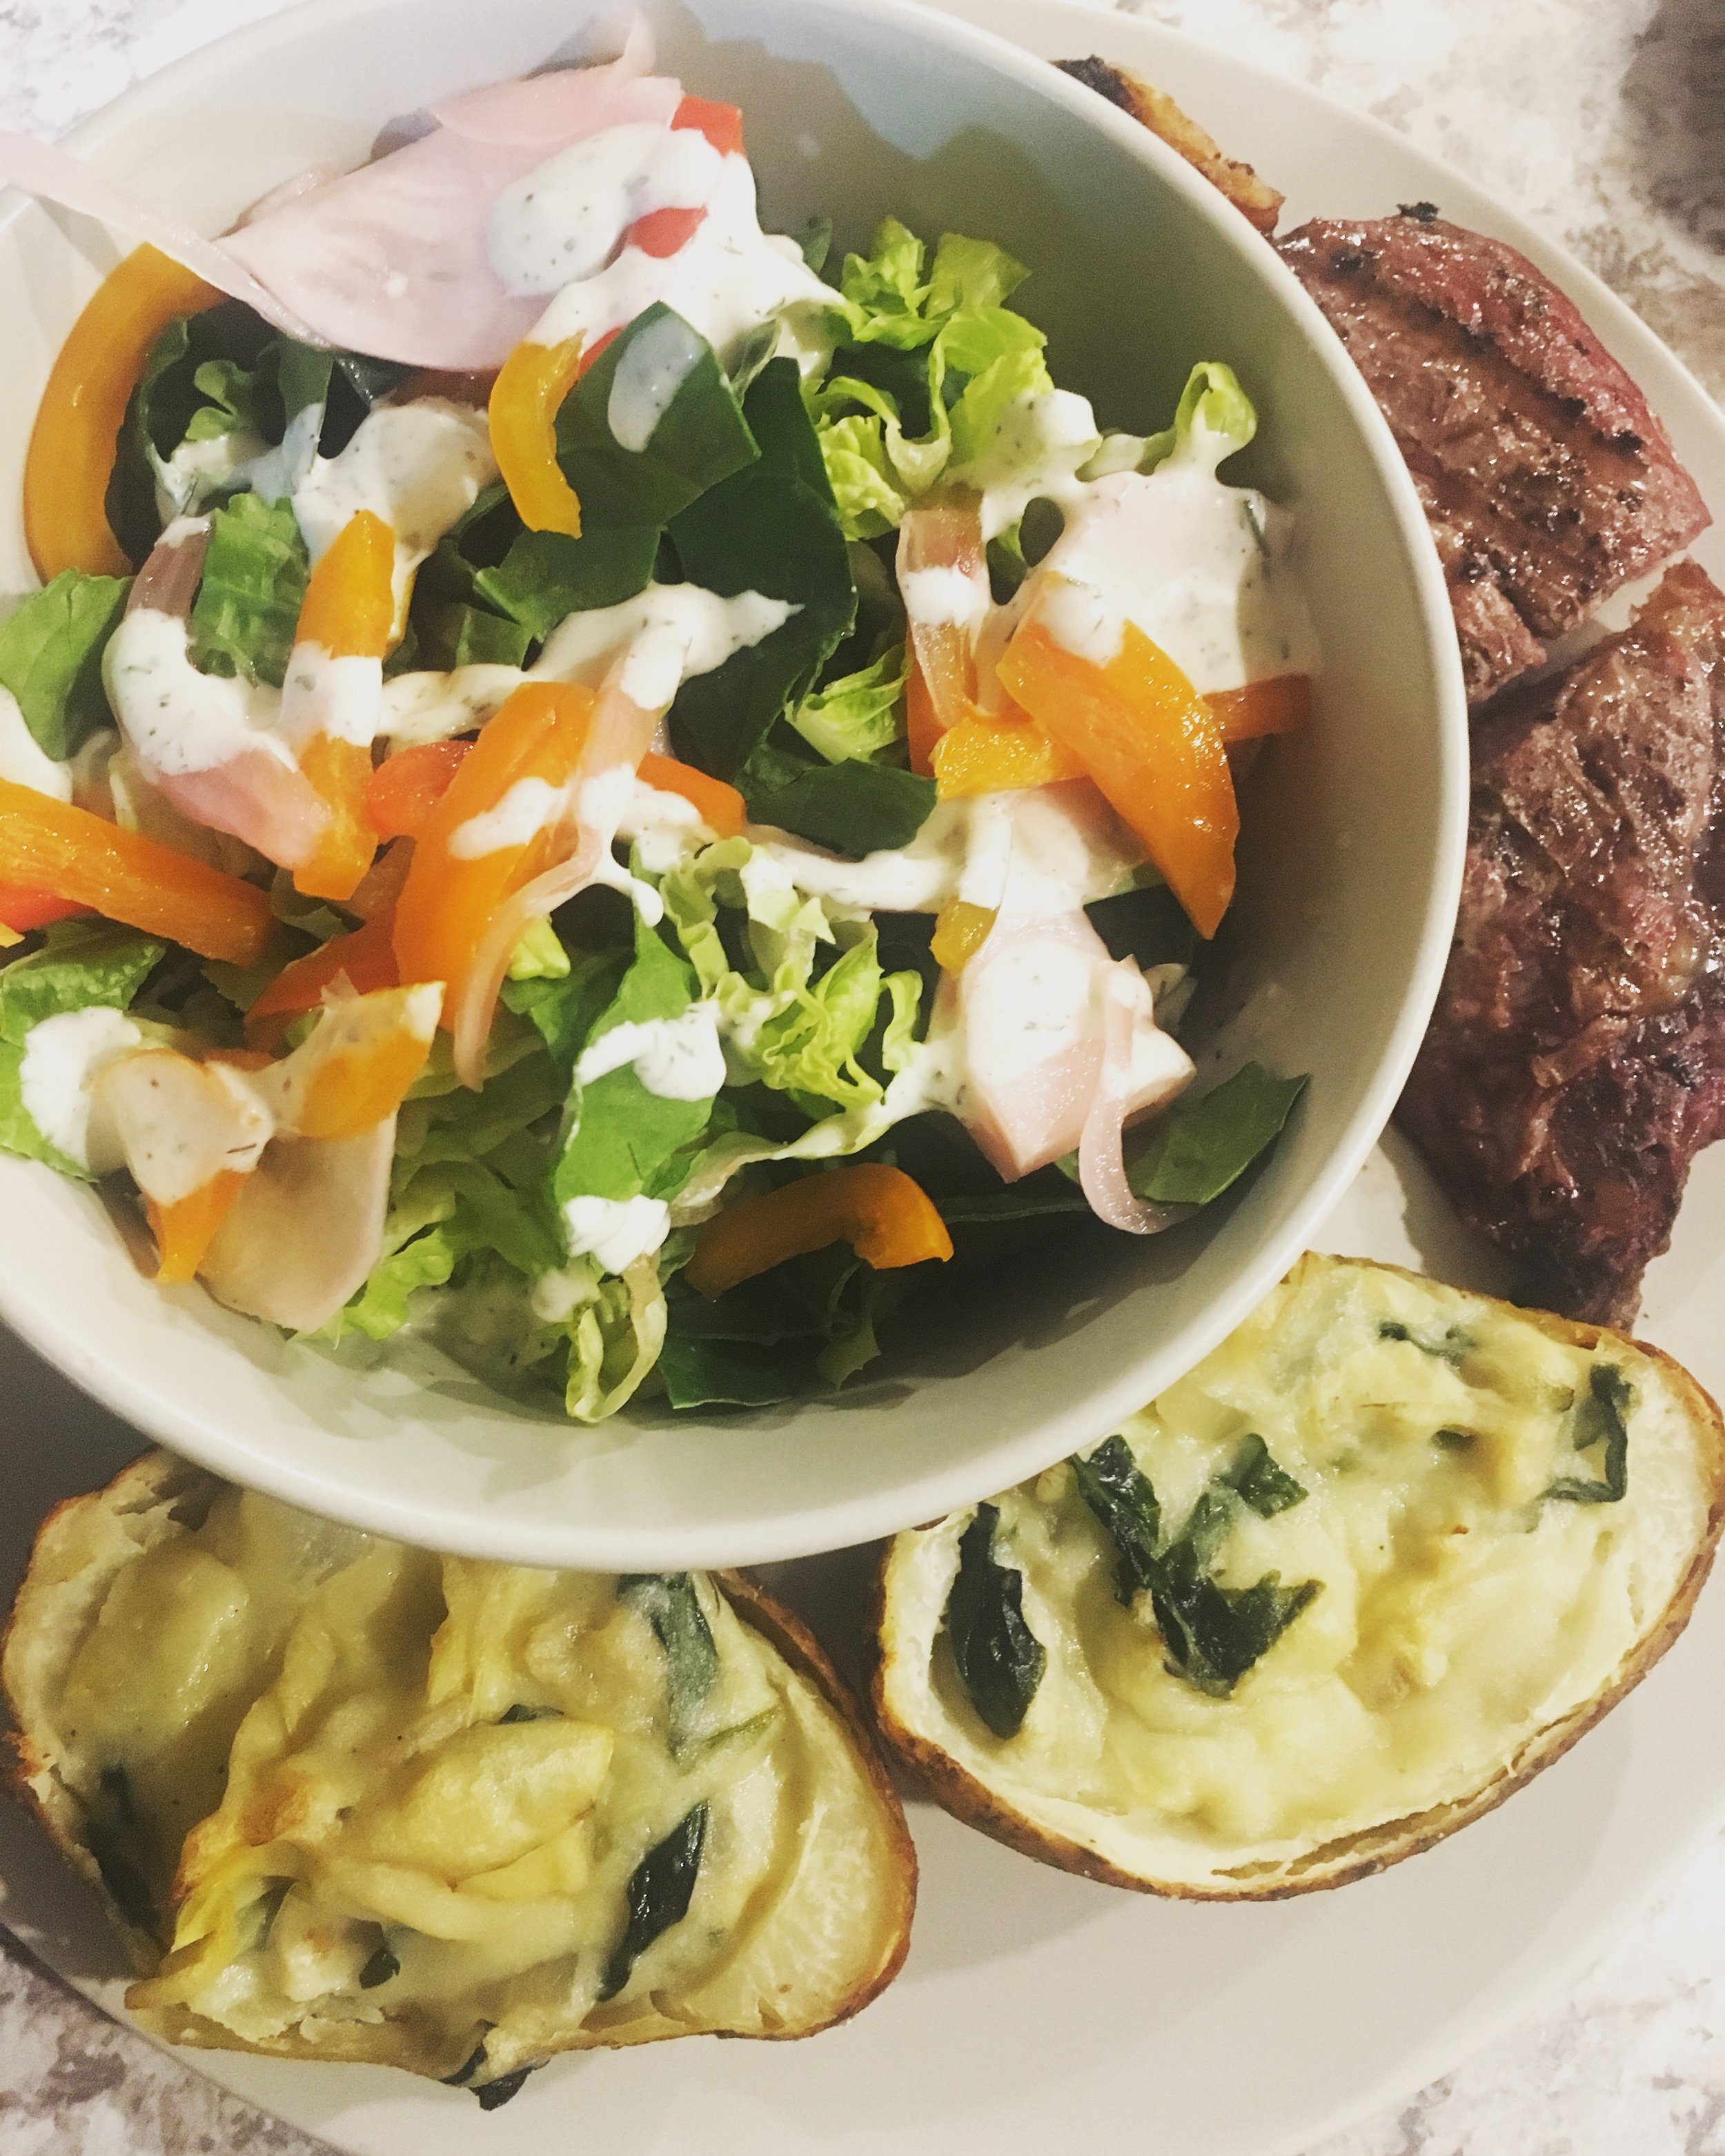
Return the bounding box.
[3,1,1723,2150]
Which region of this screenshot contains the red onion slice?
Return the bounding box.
[1078,966,1187,1235]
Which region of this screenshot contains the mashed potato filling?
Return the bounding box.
[883,1256,1711,1883]
[52,1484,894,2085]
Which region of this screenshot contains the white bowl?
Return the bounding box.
[0,0,1466,1570]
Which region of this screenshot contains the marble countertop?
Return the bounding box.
[3,0,1724,2150]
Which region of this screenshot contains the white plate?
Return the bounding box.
[6,1,1725,2151]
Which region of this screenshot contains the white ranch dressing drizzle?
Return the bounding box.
[900,564,992,635]
[573,1002,726,1100]
[447,775,572,860]
[291,400,498,616]
[489,122,724,296]
[524,154,834,373]
[103,610,294,778]
[19,1008,143,1170]
[0,685,72,801]
[607,306,704,453]
[277,648,382,751]
[561,1191,671,1272]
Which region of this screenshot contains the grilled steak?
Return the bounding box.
[1279,211,1711,704]
[1056,58,1283,235]
[1399,560,1725,1325]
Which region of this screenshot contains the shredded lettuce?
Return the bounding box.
[0,924,163,1176]
[0,571,130,760]
[1103,360,1259,481]
[787,644,906,764]
[188,494,309,688]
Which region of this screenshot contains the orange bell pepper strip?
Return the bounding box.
[637,751,745,838]
[287,510,395,904]
[1205,675,1312,742]
[930,709,1083,799]
[148,1169,247,1285]
[391,679,596,1020]
[367,740,473,839]
[24,245,221,581]
[0,780,275,963]
[684,1163,954,1299]
[244,911,400,1048]
[997,600,1239,940]
[489,336,584,539]
[0,884,92,934]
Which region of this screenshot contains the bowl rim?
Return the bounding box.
[0,0,1470,1568]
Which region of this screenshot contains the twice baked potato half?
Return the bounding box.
[876,1253,1725,1897]
[4,1453,915,2099]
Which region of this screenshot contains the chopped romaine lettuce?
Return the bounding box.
[0,924,164,1176]
[188,494,309,689]
[787,643,906,764]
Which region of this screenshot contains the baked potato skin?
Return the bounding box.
[1054,57,1284,235]
[3,1456,918,2075]
[873,1263,1725,1900]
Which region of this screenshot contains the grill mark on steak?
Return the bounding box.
[1279,214,1711,705]
[1399,560,1725,1325]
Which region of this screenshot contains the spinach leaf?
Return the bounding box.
[1085,882,1196,972]
[1072,1433,1319,1697]
[475,2068,538,2111]
[617,1573,718,1751]
[358,1939,400,1988]
[1222,1434,1308,1516]
[598,1803,709,2000]
[1127,1062,1307,1207]
[504,949,631,1080]
[656,1330,820,1409]
[0,570,130,759]
[86,1763,161,1943]
[1071,1434,1161,1602]
[943,1502,1046,1738]
[415,601,533,671]
[475,525,661,637]
[189,493,308,687]
[1548,1362,1633,1504]
[1378,1318,1471,1367]
[742,751,935,856]
[669,359,856,778]
[660,1238,896,1407]
[552,912,716,1210]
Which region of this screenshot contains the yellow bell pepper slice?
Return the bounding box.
[930,898,997,973]
[1205,674,1312,742]
[391,680,595,1022]
[289,510,395,903]
[997,597,1239,940]
[684,1164,954,1299]
[0,779,275,962]
[489,335,585,538]
[26,245,221,580]
[930,708,1083,799]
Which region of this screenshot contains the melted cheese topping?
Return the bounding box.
[880,1256,1711,1886]
[61,1486,900,2084]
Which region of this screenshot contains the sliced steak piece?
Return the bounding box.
[1399,560,1725,1325]
[1056,58,1284,235]
[1279,210,1711,704]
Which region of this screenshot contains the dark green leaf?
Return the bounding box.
[1435,1427,1476,1452]
[1150,1552,1319,1699]
[742,752,934,856]
[1072,1434,1161,1602]
[669,359,856,778]
[503,949,631,1079]
[415,600,533,671]
[599,1802,709,2000]
[358,1940,399,1988]
[86,1764,161,1944]
[1549,1362,1632,1504]
[1378,1318,1471,1367]
[617,1574,719,1750]
[1127,1062,1307,1207]
[1085,882,1196,972]
[944,1503,1045,1739]
[473,524,660,637]
[497,1702,559,1724]
[556,304,758,528]
[475,2068,538,2111]
[443,2038,489,2086]
[189,493,308,687]
[0,570,130,758]
[796,214,834,273]
[1222,1434,1308,1516]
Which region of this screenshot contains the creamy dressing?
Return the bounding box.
[574,1002,726,1100]
[447,775,573,860]
[489,122,724,296]
[19,1008,144,1170]
[954,387,1101,543]
[378,664,525,746]
[561,1191,671,1272]
[291,401,499,616]
[900,564,992,635]
[0,685,72,801]
[1033,462,1318,691]
[526,155,834,374]
[538,584,798,698]
[607,306,705,453]
[615,776,711,873]
[103,610,294,778]
[277,648,382,751]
